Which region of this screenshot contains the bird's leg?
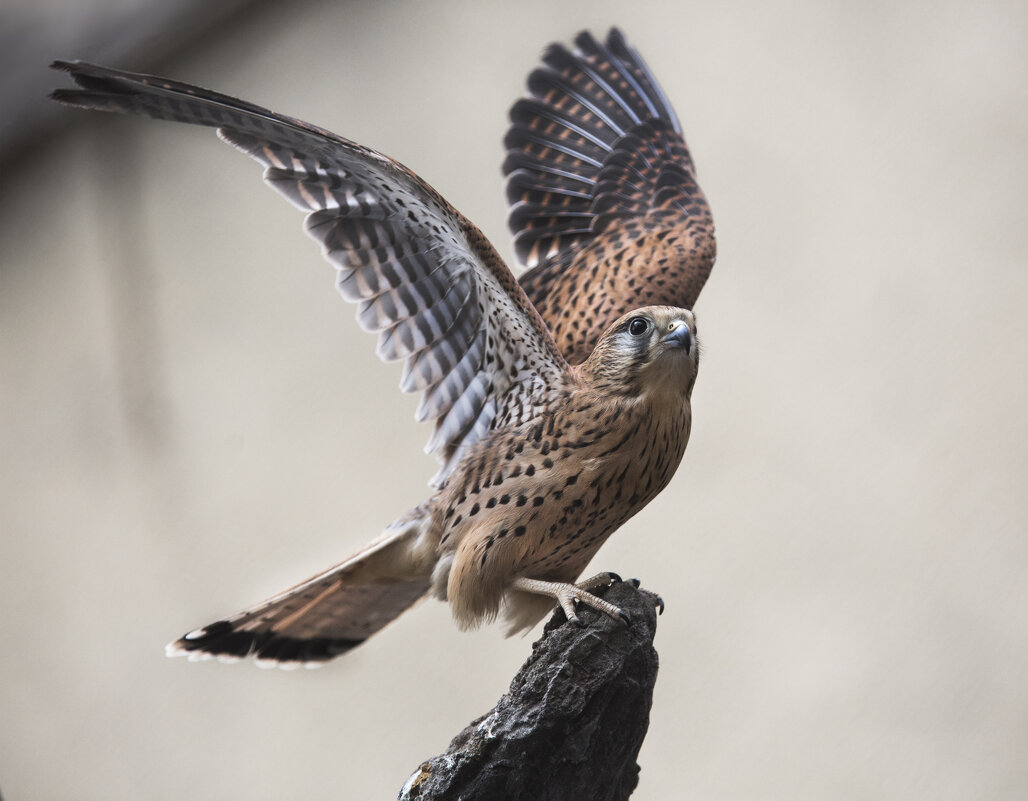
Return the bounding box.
[576,571,623,591]
[511,575,629,626]
[570,572,665,616]
[562,572,666,616]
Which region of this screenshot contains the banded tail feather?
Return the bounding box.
[167,514,432,668]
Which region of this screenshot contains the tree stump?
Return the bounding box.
[399,580,661,800]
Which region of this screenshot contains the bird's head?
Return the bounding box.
[577,306,699,400]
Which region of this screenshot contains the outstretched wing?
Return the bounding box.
[506,28,716,363]
[51,61,568,486]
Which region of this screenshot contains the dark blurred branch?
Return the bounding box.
[399,581,661,801]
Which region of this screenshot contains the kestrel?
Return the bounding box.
[50,28,715,666]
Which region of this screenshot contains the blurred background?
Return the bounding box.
[2,0,1026,799]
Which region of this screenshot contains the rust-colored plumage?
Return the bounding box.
[506,29,715,363]
[50,28,714,666]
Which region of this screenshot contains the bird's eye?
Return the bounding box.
[628,317,649,336]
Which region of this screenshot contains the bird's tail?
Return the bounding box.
[167,508,434,668]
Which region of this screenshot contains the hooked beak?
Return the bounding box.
[662,321,693,354]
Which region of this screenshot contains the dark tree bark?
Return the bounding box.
[398,581,661,801]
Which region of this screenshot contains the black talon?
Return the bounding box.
[569,615,584,627]
[628,578,641,588]
[606,572,623,584]
[618,610,632,626]
[655,596,665,615]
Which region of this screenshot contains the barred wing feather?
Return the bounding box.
[50,61,568,485]
[505,29,716,363]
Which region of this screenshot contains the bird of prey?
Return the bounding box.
[50,28,715,667]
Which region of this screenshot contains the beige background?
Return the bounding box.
[2,0,1026,799]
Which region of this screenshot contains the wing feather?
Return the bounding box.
[50,60,569,485]
[505,29,717,363]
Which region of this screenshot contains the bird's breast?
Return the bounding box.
[433,392,692,589]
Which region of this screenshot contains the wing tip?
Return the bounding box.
[48,88,77,105]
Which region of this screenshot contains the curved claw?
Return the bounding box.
[623,577,664,615]
[618,609,632,627]
[606,571,623,584]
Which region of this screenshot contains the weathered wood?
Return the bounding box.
[399,581,661,801]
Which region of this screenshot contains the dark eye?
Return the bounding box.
[628,317,649,336]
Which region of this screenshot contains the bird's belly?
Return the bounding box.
[431,400,690,622]
[438,458,660,590]
[510,476,639,581]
